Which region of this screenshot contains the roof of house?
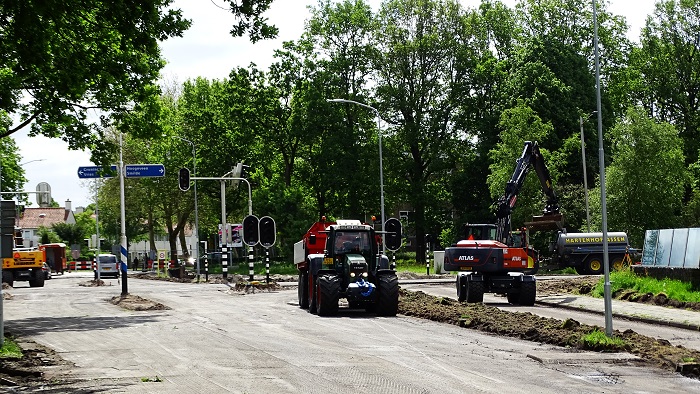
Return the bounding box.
[17,207,74,229]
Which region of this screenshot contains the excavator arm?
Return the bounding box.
[495,141,561,243]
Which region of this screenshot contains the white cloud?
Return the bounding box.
[14,0,655,210]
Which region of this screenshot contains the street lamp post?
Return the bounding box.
[0,159,47,197]
[593,0,613,337]
[172,135,200,281]
[326,98,386,252]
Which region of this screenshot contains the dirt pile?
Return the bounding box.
[398,289,700,378]
[0,337,76,388]
[109,294,170,311]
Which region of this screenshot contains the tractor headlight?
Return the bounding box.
[350,272,356,277]
[362,272,368,278]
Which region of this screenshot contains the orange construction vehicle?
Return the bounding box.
[444,141,563,305]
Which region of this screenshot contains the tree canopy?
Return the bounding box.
[13,0,700,261]
[0,0,278,164]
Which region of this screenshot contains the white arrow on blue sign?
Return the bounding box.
[77,165,118,179]
[124,164,165,178]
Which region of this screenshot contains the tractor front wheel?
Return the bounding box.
[376,274,399,316]
[317,274,340,316]
[506,290,519,305]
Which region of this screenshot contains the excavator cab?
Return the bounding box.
[463,224,497,241]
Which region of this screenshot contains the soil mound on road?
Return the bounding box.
[109,294,170,311]
[398,289,700,378]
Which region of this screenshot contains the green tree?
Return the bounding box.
[0,1,191,159]
[488,103,558,224]
[37,226,61,244]
[1,0,279,163]
[51,222,86,247]
[628,0,700,165]
[0,137,26,195]
[373,0,473,262]
[304,0,384,219]
[593,107,687,246]
[446,1,518,231]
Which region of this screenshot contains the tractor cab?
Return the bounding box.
[329,231,372,256]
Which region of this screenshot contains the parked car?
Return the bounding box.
[42,262,52,280]
[96,254,119,279]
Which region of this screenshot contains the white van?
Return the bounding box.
[96,254,119,278]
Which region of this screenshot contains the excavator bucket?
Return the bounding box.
[525,213,564,232]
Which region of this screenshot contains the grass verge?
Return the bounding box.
[592,270,700,303]
[0,337,23,359]
[580,329,627,350]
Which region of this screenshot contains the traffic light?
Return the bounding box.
[14,229,23,248]
[242,215,259,246]
[1,200,16,258]
[179,167,191,191]
[258,216,276,248]
[384,217,402,252]
[241,164,250,179]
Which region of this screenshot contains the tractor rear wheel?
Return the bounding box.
[465,280,484,303]
[308,274,317,314]
[298,272,309,309]
[517,280,536,306]
[376,274,399,316]
[317,274,340,316]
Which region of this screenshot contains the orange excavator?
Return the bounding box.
[444,141,563,305]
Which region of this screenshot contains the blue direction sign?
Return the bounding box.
[77,165,117,179]
[125,164,165,178]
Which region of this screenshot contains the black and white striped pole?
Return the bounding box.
[222,245,228,279]
[200,240,207,283]
[242,215,260,283]
[259,216,277,285]
[425,234,430,276]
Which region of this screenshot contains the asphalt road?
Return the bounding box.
[3,272,700,393]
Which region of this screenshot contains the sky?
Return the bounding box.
[14,0,656,209]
